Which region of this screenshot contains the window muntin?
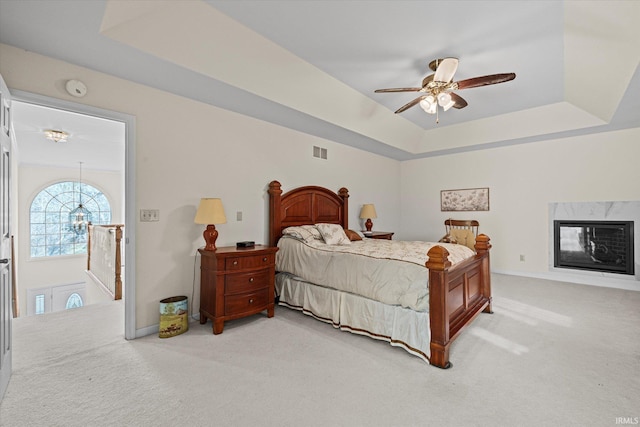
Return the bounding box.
[30,181,112,258]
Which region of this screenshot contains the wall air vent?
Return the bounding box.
[313,146,327,160]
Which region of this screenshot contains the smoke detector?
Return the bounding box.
[65,79,87,98]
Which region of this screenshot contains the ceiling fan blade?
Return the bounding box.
[374,87,422,93]
[456,73,516,90]
[450,92,468,109]
[433,57,458,83]
[394,95,425,114]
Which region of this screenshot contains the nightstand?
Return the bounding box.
[198,245,278,334]
[363,231,394,240]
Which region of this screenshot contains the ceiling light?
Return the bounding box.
[69,161,92,234]
[44,129,69,143]
[375,57,515,124]
[437,92,455,111]
[419,95,437,114]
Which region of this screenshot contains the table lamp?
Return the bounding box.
[194,198,227,251]
[359,204,377,232]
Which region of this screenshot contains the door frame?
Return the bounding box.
[12,90,136,339]
[0,74,13,400]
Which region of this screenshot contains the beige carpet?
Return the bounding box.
[1,274,639,426]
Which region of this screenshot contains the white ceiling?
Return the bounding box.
[11,101,125,172]
[1,0,639,165]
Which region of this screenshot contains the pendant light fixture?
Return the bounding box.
[69,161,92,234]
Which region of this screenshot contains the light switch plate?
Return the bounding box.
[140,209,159,222]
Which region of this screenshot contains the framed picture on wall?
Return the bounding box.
[441,187,489,211]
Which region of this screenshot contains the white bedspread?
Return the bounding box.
[275,237,475,312]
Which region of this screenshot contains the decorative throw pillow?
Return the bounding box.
[344,229,362,241]
[450,228,476,251]
[282,226,316,243]
[439,233,458,244]
[315,223,351,245]
[300,225,323,240]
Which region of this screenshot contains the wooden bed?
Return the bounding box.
[268,180,492,368]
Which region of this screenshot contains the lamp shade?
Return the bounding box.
[359,204,377,219]
[194,198,227,225]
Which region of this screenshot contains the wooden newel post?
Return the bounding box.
[426,245,453,369]
[114,225,123,300]
[475,234,493,313]
[87,222,92,271]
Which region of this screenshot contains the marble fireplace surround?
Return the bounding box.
[549,201,640,289]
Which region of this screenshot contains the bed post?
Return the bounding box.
[475,234,493,313]
[338,187,349,230]
[426,246,453,369]
[268,180,282,247]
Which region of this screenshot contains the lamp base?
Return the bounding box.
[365,218,373,232]
[203,224,219,251]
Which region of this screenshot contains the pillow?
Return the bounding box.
[282,226,316,243]
[439,233,457,244]
[300,225,323,240]
[450,228,476,251]
[315,223,351,245]
[344,229,362,241]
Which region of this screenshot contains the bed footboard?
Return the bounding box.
[426,234,492,368]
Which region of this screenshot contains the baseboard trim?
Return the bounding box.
[134,313,202,339]
[493,269,639,291]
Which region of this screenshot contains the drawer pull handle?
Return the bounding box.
[249,277,254,282]
[262,257,267,262]
[249,299,254,304]
[233,260,238,265]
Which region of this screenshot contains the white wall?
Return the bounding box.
[0,43,401,332]
[17,164,124,315]
[400,128,640,289]
[5,41,637,334]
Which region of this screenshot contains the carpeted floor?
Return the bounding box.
[1,274,639,426]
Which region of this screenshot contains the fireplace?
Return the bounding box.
[554,220,634,275]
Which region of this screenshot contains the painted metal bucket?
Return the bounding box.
[159,296,189,338]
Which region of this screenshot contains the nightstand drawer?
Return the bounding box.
[225,254,275,270]
[225,270,269,295]
[225,289,269,315]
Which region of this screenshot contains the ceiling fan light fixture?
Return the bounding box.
[420,96,437,114]
[437,92,455,111]
[375,57,516,121]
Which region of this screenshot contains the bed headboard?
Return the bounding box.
[268,180,349,246]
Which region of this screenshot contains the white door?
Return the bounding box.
[0,74,13,400]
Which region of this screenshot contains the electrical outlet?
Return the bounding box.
[140,209,160,222]
[237,211,243,221]
[520,254,525,262]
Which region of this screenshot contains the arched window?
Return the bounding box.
[30,181,112,258]
[65,293,84,309]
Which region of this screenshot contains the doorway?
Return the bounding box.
[10,90,136,339]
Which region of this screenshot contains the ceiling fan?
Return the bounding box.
[375,58,515,122]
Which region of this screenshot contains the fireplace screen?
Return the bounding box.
[554,220,634,275]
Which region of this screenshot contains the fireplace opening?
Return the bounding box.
[554,220,634,275]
